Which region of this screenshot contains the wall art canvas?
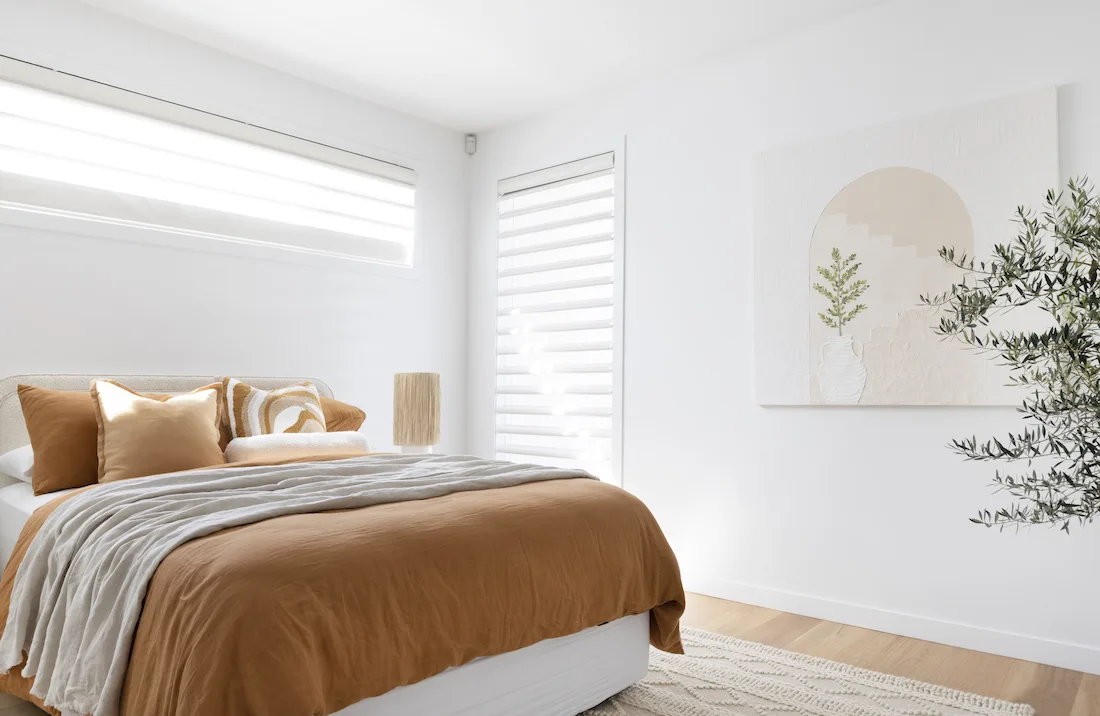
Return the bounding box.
[754,88,1059,406]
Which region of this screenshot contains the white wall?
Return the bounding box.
[0,0,470,452]
[468,0,1100,674]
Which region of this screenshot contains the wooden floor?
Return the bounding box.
[681,592,1099,716]
[0,592,1094,715]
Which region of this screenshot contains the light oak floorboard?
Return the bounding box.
[1070,675,1100,716]
[682,592,1092,716]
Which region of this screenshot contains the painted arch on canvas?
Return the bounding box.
[808,167,975,405]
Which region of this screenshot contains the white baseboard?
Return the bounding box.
[685,574,1100,676]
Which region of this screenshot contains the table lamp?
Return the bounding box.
[393,372,440,453]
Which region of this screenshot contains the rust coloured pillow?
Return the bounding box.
[320,397,366,432]
[18,385,100,495]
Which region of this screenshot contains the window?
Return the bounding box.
[0,59,416,266]
[496,152,620,481]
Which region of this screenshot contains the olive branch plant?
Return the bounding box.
[813,248,869,335]
[922,177,1100,531]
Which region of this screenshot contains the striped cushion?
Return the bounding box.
[224,379,327,438]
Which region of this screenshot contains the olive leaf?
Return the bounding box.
[923,177,1100,532]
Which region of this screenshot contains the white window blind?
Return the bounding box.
[0,58,416,266]
[496,152,618,481]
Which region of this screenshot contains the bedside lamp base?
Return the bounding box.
[400,445,434,454]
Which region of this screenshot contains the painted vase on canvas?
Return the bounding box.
[818,335,866,404]
[811,247,870,404]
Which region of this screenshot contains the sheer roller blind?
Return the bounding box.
[496,152,617,481]
[0,58,416,266]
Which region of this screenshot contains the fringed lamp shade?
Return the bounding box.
[393,373,441,451]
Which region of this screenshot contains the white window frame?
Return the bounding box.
[0,55,424,278]
[493,138,627,486]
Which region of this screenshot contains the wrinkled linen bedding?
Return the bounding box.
[0,454,685,716]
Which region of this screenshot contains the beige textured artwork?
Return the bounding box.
[809,168,1002,405]
[754,88,1060,406]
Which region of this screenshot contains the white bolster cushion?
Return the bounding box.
[0,445,34,482]
[225,431,369,463]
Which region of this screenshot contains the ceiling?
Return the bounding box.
[77,0,884,132]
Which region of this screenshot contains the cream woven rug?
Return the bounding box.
[586,628,1035,716]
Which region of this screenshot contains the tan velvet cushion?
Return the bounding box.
[145,384,232,451]
[320,397,366,432]
[91,380,226,483]
[18,385,100,495]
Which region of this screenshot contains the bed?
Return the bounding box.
[0,374,684,716]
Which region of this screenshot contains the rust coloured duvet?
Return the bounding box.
[0,467,684,716]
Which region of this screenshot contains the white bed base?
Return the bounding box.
[0,374,651,716]
[341,614,649,716]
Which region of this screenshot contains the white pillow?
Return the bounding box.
[225,432,369,464]
[0,445,34,483]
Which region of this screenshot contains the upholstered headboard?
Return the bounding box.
[0,375,334,454]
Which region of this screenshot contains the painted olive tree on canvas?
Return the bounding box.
[813,248,869,336]
[924,178,1100,531]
